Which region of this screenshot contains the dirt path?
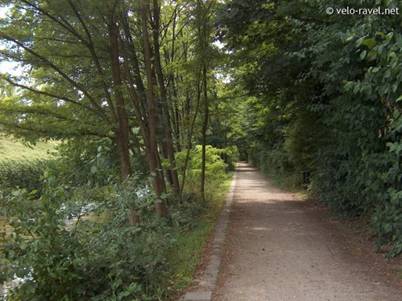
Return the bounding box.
[213,163,402,301]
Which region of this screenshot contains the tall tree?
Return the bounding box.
[194,0,215,201]
[0,0,223,216]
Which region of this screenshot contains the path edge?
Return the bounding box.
[180,167,237,301]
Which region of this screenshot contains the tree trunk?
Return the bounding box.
[140,0,168,217]
[200,64,208,201]
[109,13,140,225]
[180,71,202,196]
[109,16,131,180]
[151,0,181,197]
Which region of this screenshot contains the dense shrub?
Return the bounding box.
[47,138,121,187]
[219,146,240,171]
[0,173,218,301]
[32,138,149,191]
[0,143,230,300]
[176,145,229,199]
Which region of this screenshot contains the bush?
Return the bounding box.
[249,142,302,188]
[176,145,229,199]
[46,139,120,187]
[0,171,227,300]
[0,141,231,300]
[0,183,163,300]
[219,146,239,171]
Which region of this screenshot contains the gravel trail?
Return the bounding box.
[214,163,402,301]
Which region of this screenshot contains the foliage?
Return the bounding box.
[0,160,48,197]
[167,174,232,293]
[219,0,402,255]
[0,169,231,301]
[220,145,240,171]
[176,145,229,199]
[2,183,166,301]
[46,138,123,187]
[0,137,124,204]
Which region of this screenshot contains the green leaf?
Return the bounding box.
[361,38,376,49]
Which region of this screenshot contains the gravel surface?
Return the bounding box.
[213,163,402,301]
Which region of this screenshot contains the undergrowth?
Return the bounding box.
[0,145,234,300]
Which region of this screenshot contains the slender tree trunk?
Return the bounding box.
[180,71,202,196]
[109,13,139,225]
[200,64,209,201]
[140,0,168,217]
[109,16,131,180]
[169,8,182,152]
[151,0,181,197]
[197,0,211,202]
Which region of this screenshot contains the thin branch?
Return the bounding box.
[0,33,108,121]
[66,0,117,120]
[20,0,88,45]
[1,76,101,116]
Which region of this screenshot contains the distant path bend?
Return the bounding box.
[214,162,402,301]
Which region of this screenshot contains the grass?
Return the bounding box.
[0,135,57,162]
[167,174,233,298]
